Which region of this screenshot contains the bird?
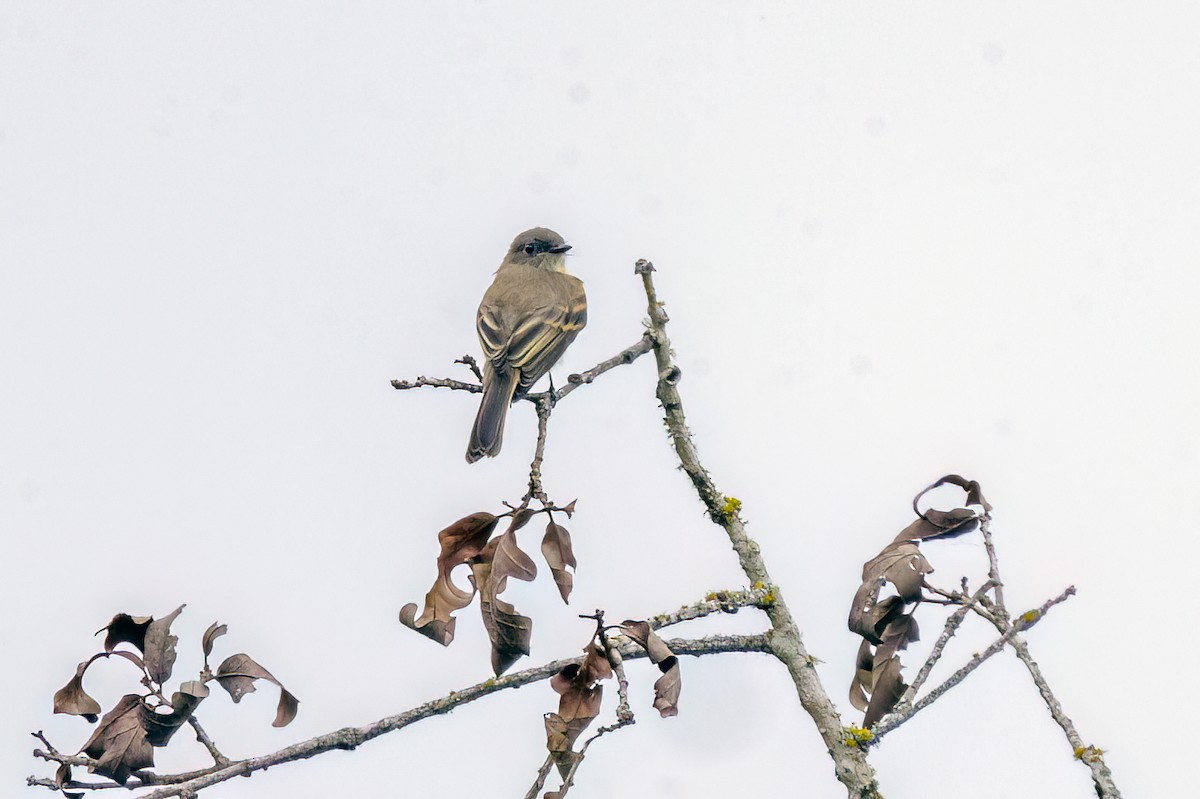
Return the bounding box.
[466,227,587,463]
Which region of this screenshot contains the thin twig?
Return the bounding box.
[1006,634,1121,798]
[186,717,230,767]
[454,354,483,381]
[522,756,556,799]
[978,515,1006,616]
[523,395,553,506]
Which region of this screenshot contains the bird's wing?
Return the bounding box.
[507,299,586,390]
[476,302,510,369]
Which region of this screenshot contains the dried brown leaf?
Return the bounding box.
[652,656,681,718]
[863,655,907,729]
[862,541,933,602]
[406,512,499,634]
[97,613,152,653]
[53,658,103,722]
[202,622,227,661]
[541,520,577,604]
[53,651,146,722]
[480,593,533,676]
[509,507,537,531]
[879,613,920,660]
[490,529,538,592]
[54,761,71,788]
[80,694,155,785]
[399,603,456,646]
[143,605,185,685]
[215,653,300,727]
[470,530,536,675]
[141,680,209,747]
[916,474,993,514]
[848,640,874,712]
[619,620,673,663]
[544,713,589,779]
[621,620,682,716]
[848,593,906,645]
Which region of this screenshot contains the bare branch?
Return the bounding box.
[633,259,882,798]
[186,717,230,768]
[454,354,483,381]
[869,586,1076,741]
[32,628,766,798]
[979,515,1006,616]
[1006,633,1121,798]
[522,756,556,799]
[523,395,553,506]
[390,374,483,393]
[553,335,655,402]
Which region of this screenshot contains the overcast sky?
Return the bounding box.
[2,3,1197,798]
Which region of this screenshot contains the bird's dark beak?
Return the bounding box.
[549,244,572,254]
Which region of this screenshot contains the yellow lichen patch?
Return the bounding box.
[760,591,776,605]
[719,496,742,517]
[1074,745,1105,763]
[843,725,873,747]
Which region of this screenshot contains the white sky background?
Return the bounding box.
[2,2,1197,797]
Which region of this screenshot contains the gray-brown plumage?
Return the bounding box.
[466,227,587,463]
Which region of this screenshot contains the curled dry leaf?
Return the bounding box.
[848,475,989,728]
[541,520,577,604]
[53,658,102,722]
[53,651,147,722]
[141,680,209,747]
[849,640,874,713]
[472,532,536,675]
[80,694,155,785]
[862,655,907,729]
[545,643,613,777]
[894,508,979,542]
[97,613,152,653]
[403,512,500,645]
[143,605,185,685]
[215,653,300,727]
[621,620,682,717]
[544,713,588,779]
[509,506,537,531]
[914,474,992,515]
[861,541,933,603]
[651,656,681,718]
[399,603,456,646]
[202,621,227,662]
[54,761,71,789]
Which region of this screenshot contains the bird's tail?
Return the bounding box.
[466,368,518,463]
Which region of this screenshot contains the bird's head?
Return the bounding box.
[505,227,572,271]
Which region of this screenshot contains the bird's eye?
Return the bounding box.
[524,244,536,255]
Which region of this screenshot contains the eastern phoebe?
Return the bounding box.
[466,227,587,463]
